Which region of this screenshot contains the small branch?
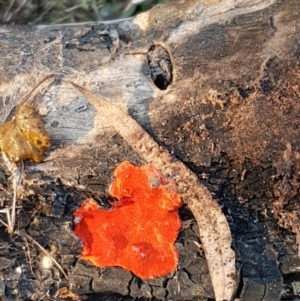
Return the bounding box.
[0,216,69,280]
[1,152,23,233]
[0,217,10,228]
[22,235,34,275]
[22,232,69,280]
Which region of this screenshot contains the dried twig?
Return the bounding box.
[20,74,55,106]
[22,235,34,275]
[0,216,10,228]
[67,81,236,301]
[22,232,69,280]
[0,217,68,279]
[1,152,24,233]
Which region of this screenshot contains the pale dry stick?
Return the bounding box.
[23,235,34,275]
[11,163,19,233]
[10,162,21,233]
[2,153,24,233]
[0,217,68,279]
[0,74,55,124]
[22,232,69,280]
[68,82,236,301]
[0,152,21,233]
[0,207,12,231]
[0,74,54,121]
[20,74,55,106]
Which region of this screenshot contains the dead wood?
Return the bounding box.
[0,0,300,300]
[68,80,235,301]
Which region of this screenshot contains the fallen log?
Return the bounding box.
[0,0,300,300]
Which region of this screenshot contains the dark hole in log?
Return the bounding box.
[147,45,172,90]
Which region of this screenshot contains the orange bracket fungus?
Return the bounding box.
[69,82,236,300]
[74,161,183,279]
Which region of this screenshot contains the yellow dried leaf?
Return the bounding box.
[0,76,53,163]
[0,103,51,163]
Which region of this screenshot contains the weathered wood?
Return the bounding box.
[0,0,300,300]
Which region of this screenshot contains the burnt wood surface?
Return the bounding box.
[0,0,300,300]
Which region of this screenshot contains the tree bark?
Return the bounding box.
[0,0,300,300]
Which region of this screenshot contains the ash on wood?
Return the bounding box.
[0,0,300,300]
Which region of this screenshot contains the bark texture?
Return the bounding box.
[0,0,300,300]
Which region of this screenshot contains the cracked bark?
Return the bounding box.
[0,0,300,300]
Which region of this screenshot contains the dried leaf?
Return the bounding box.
[56,287,84,300]
[68,81,236,301]
[0,76,53,163]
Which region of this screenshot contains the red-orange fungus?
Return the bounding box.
[73,161,183,279]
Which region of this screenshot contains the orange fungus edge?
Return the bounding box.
[73,161,183,279]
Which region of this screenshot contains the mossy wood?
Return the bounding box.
[0,0,300,300]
